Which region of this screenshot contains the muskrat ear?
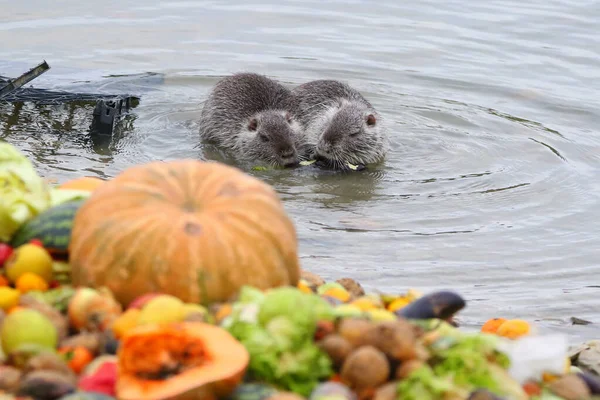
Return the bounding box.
[366,114,377,126]
[248,118,258,131]
[285,112,293,123]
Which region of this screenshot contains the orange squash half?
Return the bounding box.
[116,322,249,400]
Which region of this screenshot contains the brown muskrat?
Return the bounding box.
[198,72,308,168]
[286,79,390,170]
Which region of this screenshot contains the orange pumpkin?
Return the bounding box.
[116,322,249,400]
[58,176,106,192]
[68,160,300,306]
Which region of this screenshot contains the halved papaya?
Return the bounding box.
[116,322,249,400]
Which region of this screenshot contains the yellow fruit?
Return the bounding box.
[137,295,185,325]
[406,288,423,300]
[542,358,570,383]
[351,297,379,311]
[542,372,558,383]
[496,319,531,340]
[0,287,21,312]
[5,244,53,284]
[15,273,49,293]
[334,304,364,318]
[297,280,312,294]
[1,309,57,354]
[214,304,233,324]
[182,303,208,317]
[111,309,141,339]
[366,309,397,322]
[387,297,411,312]
[322,287,351,303]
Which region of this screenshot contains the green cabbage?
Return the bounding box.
[225,286,335,396]
[0,141,52,242]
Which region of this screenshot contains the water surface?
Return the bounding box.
[2,0,600,342]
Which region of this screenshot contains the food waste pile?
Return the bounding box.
[1,139,599,400]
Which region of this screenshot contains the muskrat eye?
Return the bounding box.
[366,114,376,126]
[259,133,270,142]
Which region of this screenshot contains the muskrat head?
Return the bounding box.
[315,101,388,168]
[237,110,302,168]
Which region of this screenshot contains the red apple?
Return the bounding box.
[127,293,163,310]
[0,243,13,267]
[29,239,44,248]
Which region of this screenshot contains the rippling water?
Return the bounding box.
[2,0,600,342]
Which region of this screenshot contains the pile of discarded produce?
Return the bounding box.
[1,139,599,400]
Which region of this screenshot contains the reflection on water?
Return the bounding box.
[0,100,138,157]
[1,0,600,343]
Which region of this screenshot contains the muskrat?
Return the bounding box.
[198,72,307,168]
[286,79,390,169]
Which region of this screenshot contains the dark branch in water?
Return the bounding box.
[0,60,50,99]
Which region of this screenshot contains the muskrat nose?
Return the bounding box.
[280,149,295,159]
[318,141,332,154]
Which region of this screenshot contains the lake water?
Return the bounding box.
[1,0,599,342]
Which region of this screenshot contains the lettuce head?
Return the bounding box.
[0,141,52,242]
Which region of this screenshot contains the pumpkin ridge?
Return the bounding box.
[146,216,213,301]
[116,216,186,293]
[194,209,289,299]
[104,217,166,283]
[234,206,296,282]
[160,160,219,204]
[74,211,162,293]
[223,208,297,256]
[207,211,294,287]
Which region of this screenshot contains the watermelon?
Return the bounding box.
[9,199,86,258]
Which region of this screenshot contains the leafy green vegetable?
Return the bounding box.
[257,287,334,331]
[42,286,77,313]
[225,287,335,396]
[238,285,266,305]
[398,330,525,400]
[21,286,76,313]
[299,160,316,166]
[48,187,90,207]
[397,364,468,400]
[0,141,52,242]
[432,335,508,394]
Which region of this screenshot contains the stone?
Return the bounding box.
[336,278,365,299]
[300,270,325,288]
[569,340,600,376]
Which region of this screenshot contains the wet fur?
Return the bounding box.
[285,79,390,167]
[198,72,308,167]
